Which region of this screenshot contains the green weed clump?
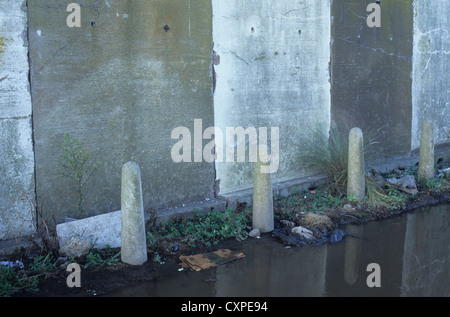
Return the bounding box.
[148,208,250,249]
[0,253,58,297]
[0,266,38,297]
[275,189,345,221]
[85,247,120,269]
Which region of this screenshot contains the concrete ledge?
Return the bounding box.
[150,198,227,226]
[367,145,450,173]
[221,174,329,210]
[0,237,34,257]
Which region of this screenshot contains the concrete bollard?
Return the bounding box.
[347,128,365,202]
[252,147,274,233]
[121,161,148,266]
[418,121,435,180]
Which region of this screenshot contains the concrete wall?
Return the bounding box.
[411,0,450,150]
[213,0,331,194]
[331,0,414,158]
[0,0,449,240]
[28,0,215,220]
[0,1,35,240]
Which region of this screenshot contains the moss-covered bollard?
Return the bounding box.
[121,161,148,266]
[347,128,365,202]
[252,148,274,233]
[418,121,435,181]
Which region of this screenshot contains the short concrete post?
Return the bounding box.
[347,128,365,202]
[418,121,435,180]
[121,161,147,266]
[252,147,274,233]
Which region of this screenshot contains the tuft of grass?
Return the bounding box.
[300,124,349,193]
[300,123,393,208]
[0,266,39,297]
[84,246,120,269]
[0,252,59,297]
[365,177,407,210]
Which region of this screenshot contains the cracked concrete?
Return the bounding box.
[412,0,450,150]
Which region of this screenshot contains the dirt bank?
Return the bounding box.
[7,188,448,297]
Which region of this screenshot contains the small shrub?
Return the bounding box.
[56,133,102,217]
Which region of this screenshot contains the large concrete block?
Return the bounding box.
[57,211,122,249]
[411,0,450,150]
[331,0,414,157]
[213,0,331,194]
[28,0,215,220]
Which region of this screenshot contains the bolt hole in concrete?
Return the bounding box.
[106,204,450,297]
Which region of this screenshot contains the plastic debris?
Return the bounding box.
[0,260,24,269]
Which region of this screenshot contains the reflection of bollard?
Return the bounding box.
[121,161,148,266]
[418,121,435,181]
[252,147,274,233]
[347,128,365,202]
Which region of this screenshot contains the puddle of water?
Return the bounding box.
[107,204,450,297]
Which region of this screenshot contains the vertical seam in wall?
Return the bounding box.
[25,0,39,228]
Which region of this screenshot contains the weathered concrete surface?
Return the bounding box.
[121,161,147,266]
[331,0,413,157]
[347,128,365,201]
[252,152,274,233]
[28,0,215,220]
[411,0,450,150]
[57,210,122,249]
[0,0,35,240]
[417,121,435,180]
[213,0,331,194]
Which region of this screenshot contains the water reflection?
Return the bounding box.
[107,204,450,297]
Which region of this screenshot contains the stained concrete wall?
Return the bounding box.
[28,0,215,220]
[213,0,331,194]
[1,0,449,241]
[331,0,414,158]
[411,0,450,150]
[0,1,35,240]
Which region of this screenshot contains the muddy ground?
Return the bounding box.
[8,190,450,297]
